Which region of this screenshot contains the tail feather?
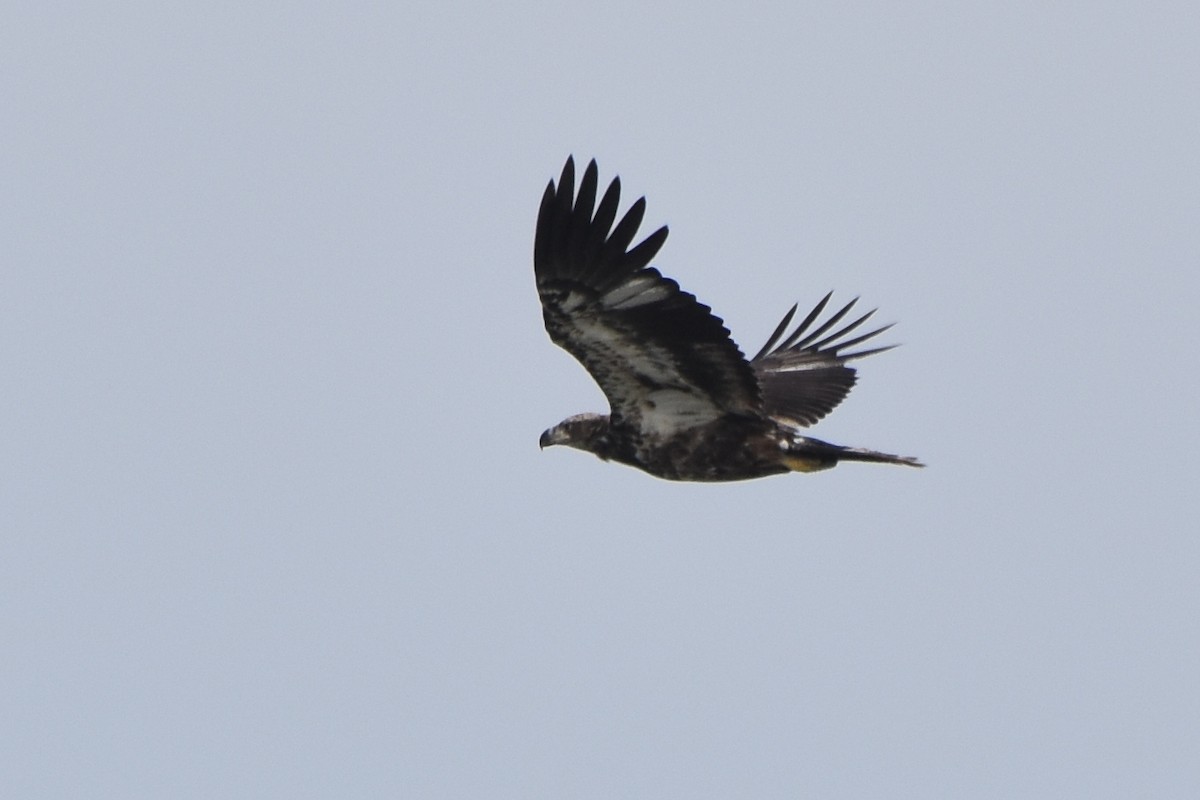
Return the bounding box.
[782,435,924,472]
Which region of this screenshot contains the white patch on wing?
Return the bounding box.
[776,418,808,434]
[572,316,689,387]
[559,290,591,312]
[600,275,672,309]
[765,360,834,372]
[639,388,722,436]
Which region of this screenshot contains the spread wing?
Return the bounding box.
[534,157,762,437]
[750,293,895,428]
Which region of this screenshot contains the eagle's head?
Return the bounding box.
[539,413,612,457]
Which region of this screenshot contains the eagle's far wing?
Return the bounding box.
[534,157,761,436]
[749,293,896,428]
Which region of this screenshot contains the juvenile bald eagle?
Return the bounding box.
[535,156,922,481]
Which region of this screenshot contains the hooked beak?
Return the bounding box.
[539,428,553,450]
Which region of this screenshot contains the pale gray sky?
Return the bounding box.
[3,3,1199,797]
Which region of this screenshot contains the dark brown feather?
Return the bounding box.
[751,296,895,428]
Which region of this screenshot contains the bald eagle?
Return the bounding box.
[535,157,922,481]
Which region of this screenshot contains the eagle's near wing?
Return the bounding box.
[750,293,895,428]
[534,157,762,436]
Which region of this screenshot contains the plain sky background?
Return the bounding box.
[3,3,1199,798]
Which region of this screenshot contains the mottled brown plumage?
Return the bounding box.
[535,156,922,481]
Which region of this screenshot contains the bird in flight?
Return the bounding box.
[534,156,922,481]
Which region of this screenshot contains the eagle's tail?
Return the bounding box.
[781,435,924,473]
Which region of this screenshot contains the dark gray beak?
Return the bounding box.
[539,429,552,449]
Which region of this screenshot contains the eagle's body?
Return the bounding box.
[542,411,787,481]
[534,157,922,481]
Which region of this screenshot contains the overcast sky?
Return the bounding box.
[3,3,1199,798]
